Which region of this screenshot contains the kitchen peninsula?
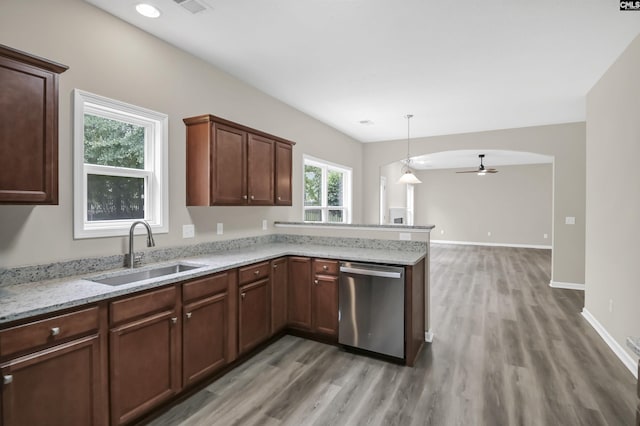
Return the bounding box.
[0,228,432,426]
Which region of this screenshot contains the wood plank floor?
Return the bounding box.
[147,245,637,426]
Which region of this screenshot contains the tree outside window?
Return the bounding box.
[303,156,351,223]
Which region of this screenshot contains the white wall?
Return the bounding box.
[0,0,363,268]
[414,164,552,247]
[585,34,640,364]
[363,123,586,285]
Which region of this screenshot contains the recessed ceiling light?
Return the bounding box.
[136,3,161,18]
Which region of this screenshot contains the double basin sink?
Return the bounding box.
[90,263,205,286]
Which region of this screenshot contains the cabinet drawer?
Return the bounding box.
[313,259,339,276]
[110,286,177,326]
[239,262,270,285]
[183,272,229,304]
[0,306,99,357]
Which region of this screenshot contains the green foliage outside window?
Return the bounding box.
[84,114,146,221]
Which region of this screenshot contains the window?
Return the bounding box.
[303,155,352,223]
[73,90,168,239]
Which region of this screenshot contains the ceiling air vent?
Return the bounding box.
[173,0,207,14]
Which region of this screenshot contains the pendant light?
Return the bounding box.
[397,114,422,184]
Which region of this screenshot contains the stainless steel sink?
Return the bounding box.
[91,263,205,286]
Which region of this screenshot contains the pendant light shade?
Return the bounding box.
[397,114,421,184]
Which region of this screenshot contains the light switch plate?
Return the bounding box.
[262,219,268,231]
[182,224,195,239]
[399,232,411,241]
[216,223,223,235]
[565,217,576,225]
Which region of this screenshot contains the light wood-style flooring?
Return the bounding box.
[147,244,637,425]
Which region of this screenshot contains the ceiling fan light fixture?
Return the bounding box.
[397,114,421,184]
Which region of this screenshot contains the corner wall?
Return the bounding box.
[362,122,586,286]
[0,0,362,268]
[585,33,640,366]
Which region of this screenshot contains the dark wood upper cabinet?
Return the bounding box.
[275,142,293,205]
[0,44,68,204]
[183,114,294,206]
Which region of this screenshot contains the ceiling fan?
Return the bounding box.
[456,154,498,175]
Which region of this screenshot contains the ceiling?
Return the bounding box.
[407,150,553,171]
[86,0,640,143]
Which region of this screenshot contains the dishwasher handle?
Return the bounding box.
[339,266,402,279]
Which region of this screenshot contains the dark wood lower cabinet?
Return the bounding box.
[312,274,339,337]
[288,257,312,330]
[238,278,271,354]
[1,335,103,426]
[182,292,227,387]
[271,257,288,333]
[109,291,180,426]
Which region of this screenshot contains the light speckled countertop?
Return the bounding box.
[0,242,425,325]
[626,337,640,357]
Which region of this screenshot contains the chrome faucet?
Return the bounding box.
[127,220,155,268]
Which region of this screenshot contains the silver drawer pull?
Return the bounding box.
[171,317,178,325]
[241,292,246,300]
[323,265,328,271]
[243,195,248,200]
[51,327,60,336]
[4,375,13,385]
[314,280,319,285]
[254,270,260,275]
[186,312,192,319]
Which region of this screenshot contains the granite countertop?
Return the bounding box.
[274,221,436,231]
[0,242,425,325]
[627,337,640,357]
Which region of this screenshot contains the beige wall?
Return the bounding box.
[363,123,586,285]
[412,164,552,247]
[0,0,363,268]
[585,34,640,363]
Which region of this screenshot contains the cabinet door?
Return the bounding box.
[238,278,270,354]
[288,257,312,330]
[183,292,227,387]
[271,257,288,334]
[1,335,104,426]
[274,142,292,205]
[247,134,274,205]
[109,310,180,426]
[312,275,339,337]
[212,123,246,205]
[0,47,67,204]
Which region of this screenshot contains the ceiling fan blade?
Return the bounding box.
[455,170,480,173]
[486,169,498,173]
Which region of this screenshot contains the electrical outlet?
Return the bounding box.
[544,233,548,239]
[609,299,613,313]
[565,217,576,225]
[399,232,411,241]
[262,219,268,231]
[216,223,223,235]
[182,224,195,239]
[440,229,445,235]
[487,231,491,237]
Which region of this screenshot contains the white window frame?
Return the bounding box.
[302,155,352,224]
[73,89,168,239]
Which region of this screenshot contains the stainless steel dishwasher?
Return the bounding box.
[338,262,405,359]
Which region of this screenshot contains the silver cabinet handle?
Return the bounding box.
[273,264,278,269]
[186,312,192,319]
[51,327,60,336]
[241,292,246,300]
[250,195,255,200]
[254,270,260,275]
[278,196,282,201]
[314,280,319,285]
[322,265,328,271]
[4,375,13,385]
[243,195,248,200]
[171,317,178,325]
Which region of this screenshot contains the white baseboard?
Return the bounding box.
[425,330,434,343]
[430,239,552,250]
[549,281,585,291]
[581,308,637,378]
